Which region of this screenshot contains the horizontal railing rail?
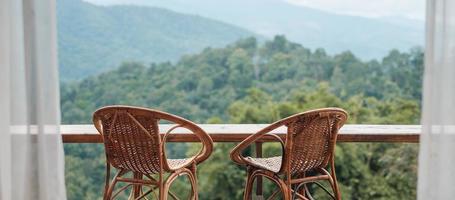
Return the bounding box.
[62,124,420,143]
[62,124,420,198]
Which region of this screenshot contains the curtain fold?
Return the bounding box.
[418,0,455,199]
[0,0,67,199]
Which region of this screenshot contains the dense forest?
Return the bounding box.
[62,36,422,199]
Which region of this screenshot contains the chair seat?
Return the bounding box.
[245,156,282,173]
[167,157,194,171]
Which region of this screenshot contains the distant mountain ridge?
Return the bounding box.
[87,0,424,60]
[57,0,258,80]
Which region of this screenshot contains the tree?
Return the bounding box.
[62,36,422,199]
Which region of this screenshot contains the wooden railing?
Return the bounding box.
[62,124,420,143]
[62,124,419,198]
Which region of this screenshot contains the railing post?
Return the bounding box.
[255,141,263,199]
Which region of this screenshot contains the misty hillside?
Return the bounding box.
[57,0,257,80]
[97,0,424,60]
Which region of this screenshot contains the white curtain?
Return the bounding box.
[0,0,67,199]
[418,0,455,199]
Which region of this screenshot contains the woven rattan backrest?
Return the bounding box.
[284,108,347,173]
[93,106,163,174]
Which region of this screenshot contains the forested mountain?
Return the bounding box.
[61,36,422,124]
[63,36,422,199]
[57,0,257,80]
[86,0,424,60]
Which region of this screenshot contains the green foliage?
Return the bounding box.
[63,36,422,199]
[61,36,423,124]
[64,144,105,199]
[193,144,247,200]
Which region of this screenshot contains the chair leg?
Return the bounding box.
[104,180,117,200]
[248,170,291,200]
[104,170,124,200]
[159,173,166,200]
[243,168,254,200]
[162,168,196,200]
[304,184,315,200]
[278,180,291,200]
[132,172,143,199]
[325,176,338,200]
[159,187,166,200]
[295,172,307,198]
[104,163,111,200]
[330,161,341,200]
[330,179,341,199]
[271,175,290,200]
[189,164,198,200]
[188,171,198,200]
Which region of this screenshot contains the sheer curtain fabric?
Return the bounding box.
[418,0,455,199]
[0,0,67,199]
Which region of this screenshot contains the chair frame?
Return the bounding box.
[230,108,348,200]
[93,105,213,200]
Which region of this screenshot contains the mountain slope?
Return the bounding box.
[61,36,423,124]
[91,0,424,60]
[57,0,257,80]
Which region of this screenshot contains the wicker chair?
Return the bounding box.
[93,106,213,200]
[230,108,347,200]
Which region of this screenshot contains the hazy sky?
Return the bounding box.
[85,0,426,20]
[286,0,425,20]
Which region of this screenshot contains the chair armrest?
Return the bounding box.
[162,125,185,171]
[161,124,213,171]
[266,133,285,147]
[230,123,286,166]
[190,126,213,164]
